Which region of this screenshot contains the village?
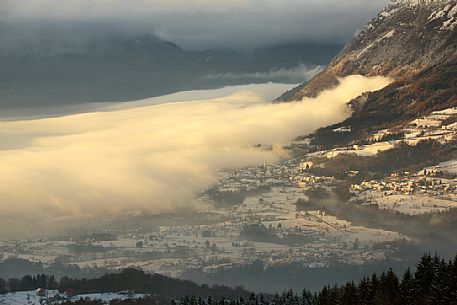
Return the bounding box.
[343,107,457,215]
[2,107,457,296]
[0,156,406,282]
[350,161,457,215]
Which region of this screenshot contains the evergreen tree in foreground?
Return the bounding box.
[179,253,457,305]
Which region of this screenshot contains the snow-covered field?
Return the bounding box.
[428,160,457,175]
[310,107,457,159]
[0,290,145,305]
[358,192,457,215]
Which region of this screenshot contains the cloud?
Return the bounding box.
[0,0,390,49]
[0,75,390,238]
[203,65,323,83]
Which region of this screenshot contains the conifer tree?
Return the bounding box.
[399,268,414,305]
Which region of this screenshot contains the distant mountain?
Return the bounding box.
[277,0,457,145]
[0,34,341,109]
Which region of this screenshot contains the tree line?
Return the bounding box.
[1,253,457,305]
[178,253,457,305]
[0,268,249,300]
[0,273,58,294]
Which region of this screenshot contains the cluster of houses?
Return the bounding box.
[215,160,302,193]
[349,166,457,214]
[351,173,457,196]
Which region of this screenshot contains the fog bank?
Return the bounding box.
[0,76,390,238]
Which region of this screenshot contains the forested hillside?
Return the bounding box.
[1,253,457,305]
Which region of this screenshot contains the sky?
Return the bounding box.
[0,0,390,49]
[0,76,390,238]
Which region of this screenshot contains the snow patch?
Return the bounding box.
[441,17,457,30]
[434,160,457,174]
[447,4,457,17]
[380,29,395,40]
[428,3,452,20]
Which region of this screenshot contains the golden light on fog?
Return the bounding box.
[0,75,390,238]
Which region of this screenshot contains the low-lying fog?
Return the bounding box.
[0,76,390,238]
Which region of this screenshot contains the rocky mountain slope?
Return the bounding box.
[278,0,457,147]
[278,0,457,101]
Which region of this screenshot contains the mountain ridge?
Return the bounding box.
[277,0,457,102]
[0,34,341,109]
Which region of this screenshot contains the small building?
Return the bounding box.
[333,126,352,133]
[36,288,47,297]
